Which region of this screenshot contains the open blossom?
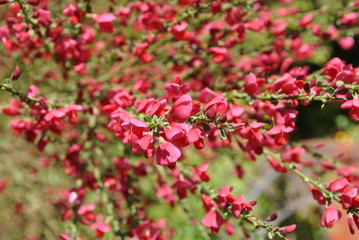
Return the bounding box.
[95,13,116,33]
[341,99,359,121]
[156,140,181,170]
[321,207,341,228]
[90,222,111,238]
[201,210,225,234]
[169,94,193,122]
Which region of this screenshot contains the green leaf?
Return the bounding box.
[148,123,156,128]
[3,78,11,86]
[268,232,274,239]
[327,87,335,95]
[143,115,152,122]
[202,123,210,131]
[220,128,227,139]
[336,80,344,86]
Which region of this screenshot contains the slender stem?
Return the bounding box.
[264,149,359,216]
[230,90,345,102]
[0,82,38,104]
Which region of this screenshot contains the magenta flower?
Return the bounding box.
[90,222,111,238]
[95,13,116,33]
[201,210,225,234]
[320,207,342,228]
[156,140,181,170]
[341,99,359,122]
[169,94,193,122]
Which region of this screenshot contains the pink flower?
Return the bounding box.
[311,186,326,205]
[164,75,190,98]
[34,9,52,27]
[0,179,8,194]
[90,222,111,238]
[271,73,298,96]
[244,73,264,96]
[348,216,356,234]
[203,95,228,119]
[341,12,359,27]
[209,47,229,63]
[341,99,359,121]
[171,22,188,40]
[338,37,355,50]
[341,187,357,209]
[156,140,181,170]
[299,13,313,28]
[320,207,341,228]
[325,57,344,80]
[201,210,225,234]
[11,66,20,81]
[266,156,287,173]
[95,13,116,33]
[218,186,235,208]
[279,224,297,234]
[2,99,22,116]
[169,94,193,122]
[328,177,349,192]
[231,195,245,218]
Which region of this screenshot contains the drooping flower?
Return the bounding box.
[320,207,341,228]
[156,140,181,170]
[201,210,225,234]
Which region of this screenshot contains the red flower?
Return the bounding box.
[232,195,245,218]
[348,215,356,234]
[95,13,116,33]
[311,186,326,205]
[156,140,181,169]
[90,222,111,238]
[338,37,355,50]
[279,224,297,234]
[320,207,341,228]
[209,47,229,63]
[244,73,264,96]
[341,12,359,27]
[169,94,193,122]
[218,185,236,208]
[2,99,22,116]
[266,156,287,173]
[328,177,349,192]
[201,210,225,234]
[203,95,228,119]
[341,99,359,121]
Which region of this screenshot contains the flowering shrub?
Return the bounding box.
[1,0,359,239]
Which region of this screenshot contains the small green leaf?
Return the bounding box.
[4,78,11,86]
[143,115,152,122]
[148,123,156,128]
[327,87,335,95]
[220,128,227,139]
[336,80,344,86]
[202,123,210,131]
[268,232,274,239]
